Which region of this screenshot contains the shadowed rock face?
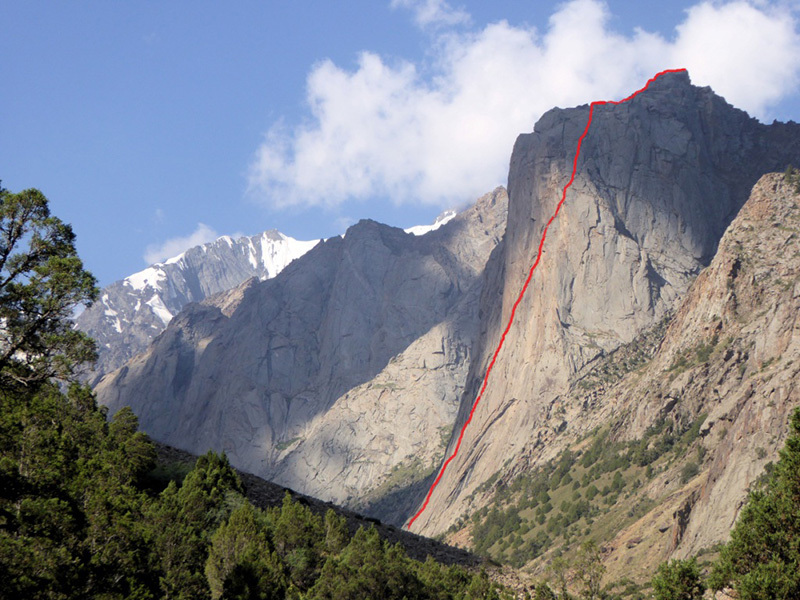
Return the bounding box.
[409,71,800,535]
[95,189,508,512]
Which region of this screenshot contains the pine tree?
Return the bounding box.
[0,383,160,599]
[270,493,324,589]
[651,557,705,600]
[323,509,349,556]
[532,581,557,600]
[205,503,286,600]
[709,408,800,598]
[147,452,243,599]
[574,540,604,600]
[307,526,425,600]
[414,556,475,600]
[0,185,98,389]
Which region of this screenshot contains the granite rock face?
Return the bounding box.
[460,172,800,583]
[95,189,508,512]
[76,231,319,383]
[598,173,800,576]
[410,71,800,535]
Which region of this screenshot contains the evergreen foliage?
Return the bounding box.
[0,184,98,389]
[709,407,800,598]
[205,503,286,600]
[532,581,556,600]
[783,164,800,193]
[465,415,706,568]
[573,540,605,600]
[0,382,160,599]
[650,558,704,600]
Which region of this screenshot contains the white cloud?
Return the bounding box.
[672,1,800,117]
[144,223,219,264]
[248,0,800,210]
[391,0,470,28]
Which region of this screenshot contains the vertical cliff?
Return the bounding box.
[411,71,800,535]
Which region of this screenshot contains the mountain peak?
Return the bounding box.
[78,205,475,384]
[76,227,319,382]
[412,71,800,535]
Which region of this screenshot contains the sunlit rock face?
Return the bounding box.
[410,70,800,536]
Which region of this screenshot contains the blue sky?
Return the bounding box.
[2,1,800,286]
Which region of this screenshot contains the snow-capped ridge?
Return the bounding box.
[79,208,465,383]
[125,265,167,292]
[404,210,457,236]
[77,226,323,383]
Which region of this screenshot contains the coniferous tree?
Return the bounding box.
[462,569,505,600]
[205,503,286,600]
[308,526,425,600]
[651,557,705,600]
[414,556,476,600]
[323,509,349,556]
[147,452,243,599]
[532,581,557,600]
[573,540,605,600]
[271,493,324,590]
[709,408,800,598]
[0,185,98,389]
[546,556,571,600]
[0,383,160,599]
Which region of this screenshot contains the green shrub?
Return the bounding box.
[680,461,699,484]
[651,557,705,600]
[709,409,800,598]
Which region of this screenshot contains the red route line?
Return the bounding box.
[406,68,688,531]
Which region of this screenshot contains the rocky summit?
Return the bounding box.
[408,70,800,537]
[440,171,800,584]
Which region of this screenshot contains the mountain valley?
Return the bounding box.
[84,70,800,589]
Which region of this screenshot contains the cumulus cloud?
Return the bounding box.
[144,223,219,264]
[672,2,800,116]
[248,0,800,210]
